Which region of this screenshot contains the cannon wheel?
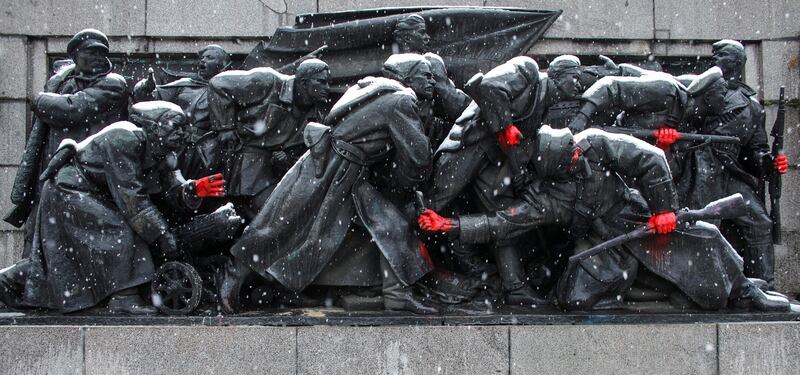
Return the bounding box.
[151,261,203,315]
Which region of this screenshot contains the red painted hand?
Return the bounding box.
[498,124,523,149]
[774,153,788,174]
[195,173,225,198]
[654,128,680,150]
[648,211,677,234]
[418,209,455,233]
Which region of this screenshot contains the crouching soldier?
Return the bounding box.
[419,126,789,312]
[0,102,226,314]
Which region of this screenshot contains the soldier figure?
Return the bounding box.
[5,29,129,228]
[392,14,431,54]
[428,55,603,305]
[391,14,471,149]
[207,59,331,220]
[133,45,231,179]
[540,55,584,129]
[420,126,789,312]
[217,54,438,314]
[691,40,788,288]
[567,67,727,142]
[0,102,225,314]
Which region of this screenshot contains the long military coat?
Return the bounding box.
[230,78,432,292]
[23,123,198,312]
[457,130,744,311]
[34,62,129,160]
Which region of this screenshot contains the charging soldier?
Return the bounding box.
[420,126,789,312]
[207,59,331,220]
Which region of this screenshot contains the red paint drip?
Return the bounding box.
[418,242,434,267]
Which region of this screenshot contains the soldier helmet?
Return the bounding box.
[532,125,581,178]
[497,56,540,84]
[296,58,330,78]
[394,14,426,33]
[548,55,581,78]
[129,101,187,131]
[67,29,110,55]
[712,39,744,53]
[382,53,430,81]
[686,66,724,96]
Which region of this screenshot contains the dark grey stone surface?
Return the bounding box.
[296,326,508,374]
[0,231,24,269]
[0,37,28,99]
[775,230,800,296]
[318,0,484,13]
[510,324,718,374]
[654,0,800,40]
[718,322,800,375]
[84,326,296,374]
[0,167,23,233]
[146,0,316,37]
[0,322,796,373]
[761,41,800,102]
[0,0,146,36]
[0,326,83,375]
[487,0,655,39]
[0,102,28,166]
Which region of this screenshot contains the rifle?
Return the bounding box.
[769,86,785,244]
[600,127,740,145]
[569,193,748,263]
[3,117,47,227]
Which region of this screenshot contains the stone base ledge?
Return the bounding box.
[0,320,797,374]
[1,306,799,326]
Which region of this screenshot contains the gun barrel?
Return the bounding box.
[568,194,747,263]
[601,127,739,144]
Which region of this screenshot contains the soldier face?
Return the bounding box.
[74,47,108,75]
[198,49,227,80]
[299,70,331,103]
[399,24,431,53]
[148,114,189,157]
[554,73,581,100]
[712,45,743,77]
[405,63,435,100]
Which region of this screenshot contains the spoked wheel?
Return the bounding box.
[151,261,203,315]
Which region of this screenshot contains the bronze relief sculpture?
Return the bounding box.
[0,9,794,317]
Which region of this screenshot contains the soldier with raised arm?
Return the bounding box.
[132,45,231,179]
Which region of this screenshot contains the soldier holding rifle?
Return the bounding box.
[704,40,787,288]
[419,126,790,312]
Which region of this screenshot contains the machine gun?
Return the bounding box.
[569,193,748,263]
[152,204,243,315]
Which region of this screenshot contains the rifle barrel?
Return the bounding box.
[601,127,739,144]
